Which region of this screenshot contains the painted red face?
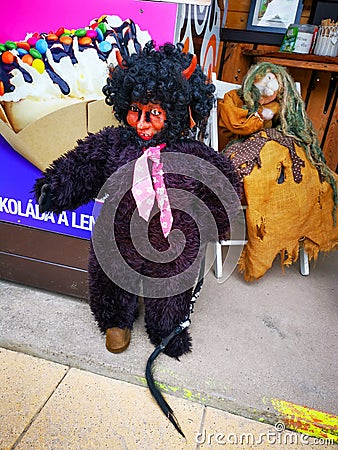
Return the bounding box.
[126,102,167,141]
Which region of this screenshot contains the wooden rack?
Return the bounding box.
[242,50,338,72]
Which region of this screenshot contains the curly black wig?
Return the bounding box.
[102,41,215,143]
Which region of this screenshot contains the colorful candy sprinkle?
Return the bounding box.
[46,33,58,41]
[96,27,104,42]
[27,36,38,47]
[29,48,42,59]
[32,58,45,73]
[5,41,17,50]
[0,81,4,96]
[97,22,107,34]
[17,41,30,51]
[60,35,72,45]
[86,29,97,39]
[55,27,65,37]
[35,39,48,54]
[75,28,86,38]
[98,40,112,53]
[78,37,92,46]
[2,51,15,64]
[17,48,28,56]
[0,44,6,52]
[22,54,34,65]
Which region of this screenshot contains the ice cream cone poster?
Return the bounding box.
[0,3,177,238]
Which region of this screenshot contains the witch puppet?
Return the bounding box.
[218,61,338,281]
[34,42,241,436]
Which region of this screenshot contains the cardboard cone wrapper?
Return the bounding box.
[0,99,118,172]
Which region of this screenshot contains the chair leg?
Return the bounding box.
[299,246,310,276]
[214,241,223,279]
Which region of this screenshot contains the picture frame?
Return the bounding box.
[310,0,338,25]
[246,0,303,34]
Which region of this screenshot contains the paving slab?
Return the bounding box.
[0,348,68,450]
[14,367,204,450]
[2,350,335,449]
[0,250,337,434]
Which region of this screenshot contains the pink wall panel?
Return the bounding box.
[1,0,177,46]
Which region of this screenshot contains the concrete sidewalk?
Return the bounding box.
[0,250,337,448]
[1,348,336,449]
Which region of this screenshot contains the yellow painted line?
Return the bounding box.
[134,375,207,403]
[270,398,338,443]
[133,378,338,442]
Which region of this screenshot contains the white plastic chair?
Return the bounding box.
[207,73,309,278]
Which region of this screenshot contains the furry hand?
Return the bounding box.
[38,184,53,213]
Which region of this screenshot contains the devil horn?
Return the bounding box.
[116,50,125,69]
[182,54,197,80]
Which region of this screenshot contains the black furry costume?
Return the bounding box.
[34,42,240,358]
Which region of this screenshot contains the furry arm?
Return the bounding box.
[199,145,241,241]
[176,140,241,242]
[33,127,121,214]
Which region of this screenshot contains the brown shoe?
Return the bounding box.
[106,327,131,353]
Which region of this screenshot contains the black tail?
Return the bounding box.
[145,324,189,438]
[145,254,206,438]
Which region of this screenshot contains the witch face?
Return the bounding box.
[253,71,279,105]
[127,102,167,141]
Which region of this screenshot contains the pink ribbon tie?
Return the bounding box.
[132,143,173,238]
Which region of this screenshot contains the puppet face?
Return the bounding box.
[127,102,167,141]
[254,72,279,105]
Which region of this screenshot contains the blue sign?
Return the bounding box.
[0,135,94,240]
